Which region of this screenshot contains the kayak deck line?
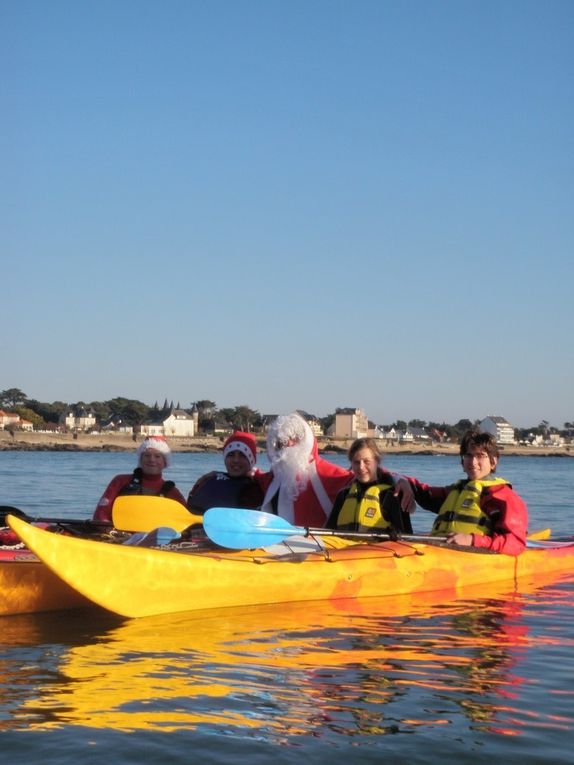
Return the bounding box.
[6,514,574,620]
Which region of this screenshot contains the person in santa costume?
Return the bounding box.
[257,413,416,528]
[187,431,264,513]
[93,436,186,522]
[254,413,353,527]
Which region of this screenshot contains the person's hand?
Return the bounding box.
[445,533,473,546]
[392,476,416,514]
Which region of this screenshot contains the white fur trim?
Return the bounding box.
[223,440,256,469]
[137,437,171,467]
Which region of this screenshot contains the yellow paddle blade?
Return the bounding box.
[112,496,202,533]
[527,527,551,541]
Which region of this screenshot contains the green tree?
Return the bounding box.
[192,400,218,433]
[26,399,68,424]
[318,414,335,434]
[230,405,262,432]
[15,406,45,429]
[106,397,151,426]
[0,388,28,409]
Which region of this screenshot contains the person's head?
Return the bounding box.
[136,436,171,475]
[266,413,315,498]
[348,438,381,484]
[223,431,257,478]
[459,430,499,480]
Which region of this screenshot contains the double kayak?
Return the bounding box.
[0,546,93,616]
[6,513,574,619]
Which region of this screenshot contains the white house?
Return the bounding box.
[0,410,20,430]
[141,409,197,438]
[479,416,515,445]
[59,407,97,432]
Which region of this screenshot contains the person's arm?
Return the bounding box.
[380,489,413,534]
[239,479,265,509]
[468,486,528,555]
[92,475,126,522]
[394,476,449,514]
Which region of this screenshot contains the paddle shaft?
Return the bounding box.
[213,524,446,544]
[0,506,109,529]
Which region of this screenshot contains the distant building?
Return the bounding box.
[367,420,381,438]
[141,408,197,438]
[329,408,369,439]
[479,416,515,445]
[409,426,430,442]
[0,410,20,430]
[59,407,97,432]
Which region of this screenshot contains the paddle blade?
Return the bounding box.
[112,495,202,532]
[203,507,302,549]
[527,527,551,541]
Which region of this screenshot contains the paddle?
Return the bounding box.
[202,507,445,549]
[202,508,555,551]
[0,505,109,531]
[111,495,204,533]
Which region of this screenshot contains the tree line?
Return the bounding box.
[1,388,572,440]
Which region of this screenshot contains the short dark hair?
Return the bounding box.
[459,430,499,462]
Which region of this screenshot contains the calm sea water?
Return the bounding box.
[1,451,573,764]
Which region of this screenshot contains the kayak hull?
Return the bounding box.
[7,515,574,619]
[0,547,92,616]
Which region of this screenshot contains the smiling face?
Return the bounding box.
[139,448,166,475]
[224,450,252,478]
[350,447,379,484]
[461,447,498,480]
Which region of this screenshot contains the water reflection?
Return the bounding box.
[1,574,573,739]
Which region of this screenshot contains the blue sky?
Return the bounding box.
[2,0,572,429]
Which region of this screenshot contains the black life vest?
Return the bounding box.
[118,468,175,498]
[187,472,258,514]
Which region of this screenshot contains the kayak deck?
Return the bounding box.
[7,514,574,619]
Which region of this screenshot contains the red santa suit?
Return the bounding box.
[256,414,352,528]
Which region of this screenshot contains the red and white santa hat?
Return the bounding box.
[223,431,257,469]
[137,436,171,467]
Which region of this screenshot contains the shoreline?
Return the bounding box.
[0,430,571,458]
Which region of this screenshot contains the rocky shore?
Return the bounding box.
[0,430,571,458]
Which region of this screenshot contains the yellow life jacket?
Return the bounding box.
[336,479,394,532]
[431,477,509,536]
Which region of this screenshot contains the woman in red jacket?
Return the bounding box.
[93,436,186,523]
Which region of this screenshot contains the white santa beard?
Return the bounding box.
[271,444,311,500]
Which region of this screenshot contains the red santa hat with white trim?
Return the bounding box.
[223,431,257,469]
[137,436,171,467]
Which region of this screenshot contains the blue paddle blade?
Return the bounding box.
[203,507,303,549]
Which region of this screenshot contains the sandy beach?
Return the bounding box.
[0,430,571,458]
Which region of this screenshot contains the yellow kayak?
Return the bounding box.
[7,514,574,619]
[0,546,93,616]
